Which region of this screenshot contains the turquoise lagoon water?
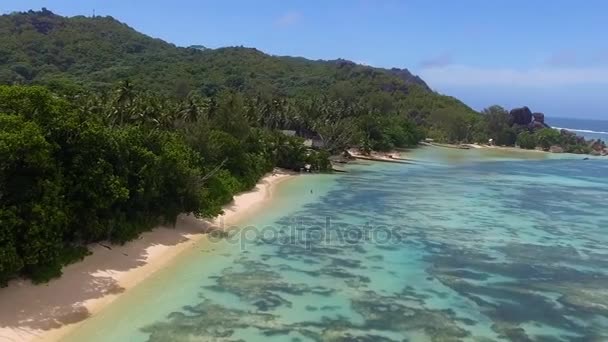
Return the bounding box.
[63,147,608,341]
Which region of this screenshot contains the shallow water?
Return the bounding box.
[63,147,608,342]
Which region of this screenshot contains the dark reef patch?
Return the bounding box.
[137,158,608,342]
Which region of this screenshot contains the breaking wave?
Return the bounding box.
[552,127,608,135]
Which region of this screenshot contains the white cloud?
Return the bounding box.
[419,65,608,87]
[275,11,302,27]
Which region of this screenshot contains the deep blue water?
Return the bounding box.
[548,117,608,141]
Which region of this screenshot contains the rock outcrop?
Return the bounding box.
[561,129,586,144]
[530,121,546,130]
[532,112,545,124]
[509,107,550,130]
[587,140,608,155]
[335,59,357,69]
[505,105,606,156]
[509,107,533,126]
[531,112,551,129]
[388,68,432,92]
[588,139,606,152]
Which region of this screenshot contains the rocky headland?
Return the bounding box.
[508,106,607,156]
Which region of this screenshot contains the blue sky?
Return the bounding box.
[2,0,607,119]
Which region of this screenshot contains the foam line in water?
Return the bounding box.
[552,127,608,135]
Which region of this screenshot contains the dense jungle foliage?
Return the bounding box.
[0,9,443,285]
[2,9,591,285]
[0,9,476,135]
[0,79,429,285]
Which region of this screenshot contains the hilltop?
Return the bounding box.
[0,8,437,99]
[0,9,485,145]
[2,9,602,153]
[0,9,487,287]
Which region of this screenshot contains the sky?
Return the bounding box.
[2,0,607,119]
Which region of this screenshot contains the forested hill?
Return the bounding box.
[0,9,486,286]
[0,8,436,99]
[3,9,596,287]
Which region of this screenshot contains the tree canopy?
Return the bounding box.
[0,9,476,130]
[2,9,562,286]
[0,84,339,285]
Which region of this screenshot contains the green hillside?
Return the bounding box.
[0,9,488,285]
[0,9,472,115]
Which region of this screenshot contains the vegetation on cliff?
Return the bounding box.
[0,9,475,136]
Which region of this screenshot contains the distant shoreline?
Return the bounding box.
[0,169,296,342]
[434,142,607,156]
[466,144,549,154]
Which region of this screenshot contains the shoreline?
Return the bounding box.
[0,169,296,342]
[466,143,606,157]
[465,143,549,153]
[346,149,414,164]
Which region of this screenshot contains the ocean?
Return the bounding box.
[548,116,608,141]
[62,147,608,341]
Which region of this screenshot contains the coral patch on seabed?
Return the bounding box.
[118,151,608,341]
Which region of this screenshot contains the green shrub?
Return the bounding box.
[517,131,537,149]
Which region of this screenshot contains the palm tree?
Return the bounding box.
[109,80,136,126]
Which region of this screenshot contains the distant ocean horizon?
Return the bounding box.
[548,116,608,141]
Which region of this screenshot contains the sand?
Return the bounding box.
[346,149,411,163]
[0,169,296,342]
[478,144,549,153]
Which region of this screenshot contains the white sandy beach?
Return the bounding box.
[478,144,550,154]
[347,148,408,162]
[448,143,550,154]
[0,170,295,342]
